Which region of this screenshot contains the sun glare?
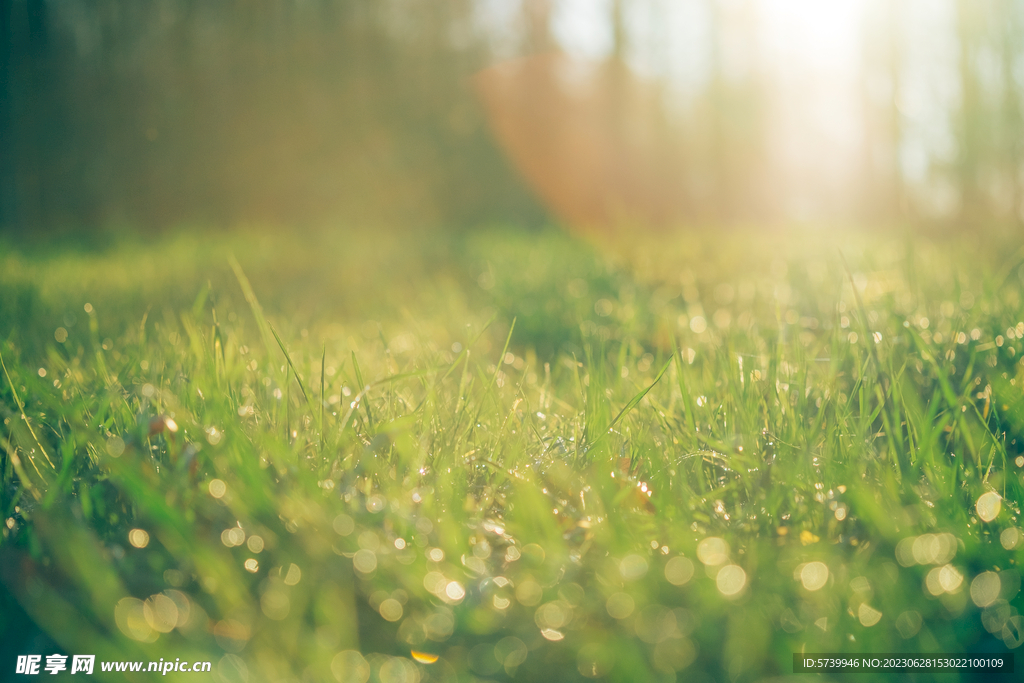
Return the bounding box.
[758,0,864,73]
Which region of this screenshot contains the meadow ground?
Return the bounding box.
[1,225,1023,682]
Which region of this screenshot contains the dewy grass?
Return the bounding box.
[1,226,1023,682]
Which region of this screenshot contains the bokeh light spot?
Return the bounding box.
[208,479,227,498]
[971,572,1001,608]
[142,594,178,633]
[247,535,265,553]
[380,598,404,622]
[619,554,649,581]
[664,556,695,586]
[716,564,746,596]
[128,528,149,548]
[106,436,125,458]
[858,603,882,627]
[410,652,438,665]
[605,592,635,619]
[353,549,377,574]
[331,651,370,683]
[977,491,1002,522]
[800,561,829,591]
[697,537,729,566]
[332,514,355,536]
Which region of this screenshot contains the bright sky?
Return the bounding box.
[477,0,958,220]
[548,0,874,218]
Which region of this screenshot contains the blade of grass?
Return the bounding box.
[271,324,311,408]
[0,346,55,472]
[321,344,326,452]
[585,358,672,456]
[351,352,373,429]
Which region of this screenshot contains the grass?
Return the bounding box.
[1,225,1024,682]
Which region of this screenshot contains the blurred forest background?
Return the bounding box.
[2,0,1024,234]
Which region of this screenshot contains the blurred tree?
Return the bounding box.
[955,0,986,225]
[883,0,907,220]
[950,0,1024,226]
[0,0,14,230]
[704,0,767,223]
[860,0,907,222]
[523,0,554,54]
[0,0,543,234]
[4,0,1024,234]
[611,0,626,62]
[999,0,1022,226]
